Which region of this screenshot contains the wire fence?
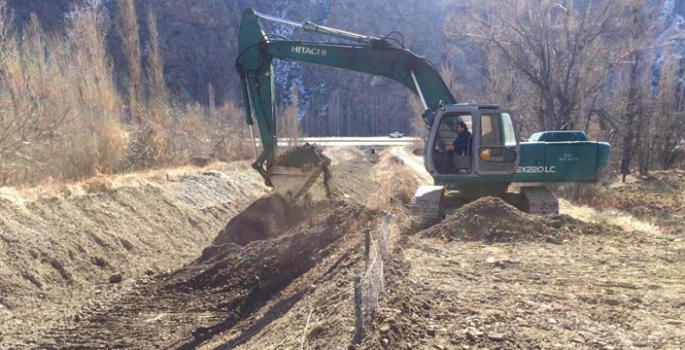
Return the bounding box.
[358,213,393,332]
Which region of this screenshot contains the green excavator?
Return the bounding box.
[235,9,611,227]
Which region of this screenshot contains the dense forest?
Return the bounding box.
[0,0,683,185]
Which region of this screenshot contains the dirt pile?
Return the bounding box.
[275,144,331,168]
[422,197,618,243]
[174,200,377,293]
[213,194,306,246]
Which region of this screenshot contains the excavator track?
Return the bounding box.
[520,186,559,214]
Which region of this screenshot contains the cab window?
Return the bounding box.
[435,113,472,151]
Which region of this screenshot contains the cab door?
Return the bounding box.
[474,111,521,176]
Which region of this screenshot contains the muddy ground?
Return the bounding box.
[1,147,684,350]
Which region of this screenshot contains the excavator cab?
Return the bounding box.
[425,104,521,182]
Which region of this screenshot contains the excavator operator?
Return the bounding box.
[453,121,472,156]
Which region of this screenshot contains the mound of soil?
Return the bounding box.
[275,144,330,168]
[213,194,307,246]
[422,197,550,242]
[422,197,617,243]
[174,200,377,292]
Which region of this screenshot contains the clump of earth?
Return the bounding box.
[422,197,618,243]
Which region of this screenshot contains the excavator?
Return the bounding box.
[235,9,611,228]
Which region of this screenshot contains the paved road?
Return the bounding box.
[263,136,419,147]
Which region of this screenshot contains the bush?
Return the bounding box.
[0,1,251,186]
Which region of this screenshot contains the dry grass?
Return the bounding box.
[0,0,252,187]
[556,171,685,234]
[83,174,113,194]
[367,152,419,211]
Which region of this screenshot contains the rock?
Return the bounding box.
[487,332,506,341]
[571,337,585,343]
[603,346,616,350]
[434,345,445,350]
[91,256,108,267]
[550,220,563,229]
[545,236,564,245]
[145,269,156,276]
[381,338,389,348]
[426,327,437,337]
[466,328,483,341]
[28,249,39,259]
[603,298,621,306]
[308,323,324,338]
[109,273,123,284]
[629,297,643,304]
[548,318,558,324]
[422,301,432,310]
[379,323,392,334]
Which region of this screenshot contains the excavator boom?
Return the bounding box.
[236,9,454,199]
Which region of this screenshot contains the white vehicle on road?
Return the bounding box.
[389,132,404,138]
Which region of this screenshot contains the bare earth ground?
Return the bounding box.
[1,147,684,350]
[0,162,265,347]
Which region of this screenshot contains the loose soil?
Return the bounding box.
[422,197,619,243]
[361,229,685,350]
[2,147,684,350]
[0,165,265,347]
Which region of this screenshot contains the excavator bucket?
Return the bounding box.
[267,144,331,201]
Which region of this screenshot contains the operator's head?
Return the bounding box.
[456,121,468,133]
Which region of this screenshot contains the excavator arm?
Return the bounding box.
[235,8,455,199]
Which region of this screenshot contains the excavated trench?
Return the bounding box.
[14,147,387,350]
[25,196,380,350]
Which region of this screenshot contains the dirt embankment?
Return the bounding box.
[4,146,400,349]
[0,164,264,345]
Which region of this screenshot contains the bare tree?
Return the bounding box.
[118,0,142,105]
[146,6,165,101]
[0,2,70,183]
[278,85,301,146]
[617,1,655,181]
[466,0,621,131]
